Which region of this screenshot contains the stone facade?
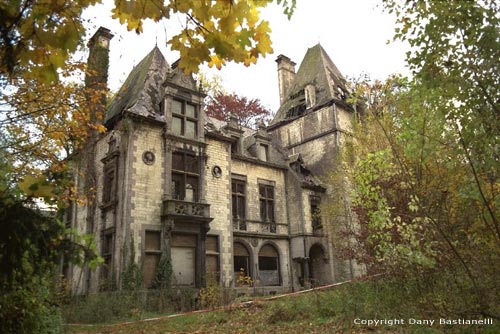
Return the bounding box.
[65,28,363,295]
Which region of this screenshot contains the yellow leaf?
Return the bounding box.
[208,55,225,70]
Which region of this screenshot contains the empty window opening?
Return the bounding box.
[258,244,280,286]
[233,242,251,285]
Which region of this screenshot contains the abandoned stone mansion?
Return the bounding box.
[65,27,363,295]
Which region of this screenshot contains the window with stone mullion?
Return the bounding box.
[259,184,275,223]
[172,152,199,202]
[172,99,197,138]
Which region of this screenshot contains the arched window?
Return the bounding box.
[258,244,280,286]
[233,242,251,284]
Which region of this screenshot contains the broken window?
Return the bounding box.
[102,167,116,204]
[172,151,199,202]
[258,244,280,286]
[206,235,220,282]
[233,242,251,284]
[232,178,246,230]
[171,99,198,138]
[100,230,114,285]
[144,230,161,288]
[310,195,322,232]
[259,184,276,232]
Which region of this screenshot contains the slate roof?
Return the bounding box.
[105,47,169,126]
[271,44,349,125]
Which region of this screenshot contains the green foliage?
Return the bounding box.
[65,278,500,333]
[0,282,63,334]
[121,237,143,291]
[0,154,102,333]
[1,0,295,81]
[152,250,173,291]
[0,0,96,82]
[331,0,500,318]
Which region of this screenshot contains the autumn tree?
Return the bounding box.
[205,92,272,128]
[1,0,296,82]
[327,0,500,319]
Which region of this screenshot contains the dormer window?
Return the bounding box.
[171,99,198,138]
[259,143,269,162]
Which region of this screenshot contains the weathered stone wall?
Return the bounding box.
[204,137,233,287]
[129,122,165,263]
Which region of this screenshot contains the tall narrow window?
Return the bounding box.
[232,179,246,231]
[233,242,251,284]
[144,231,161,288]
[259,184,275,233]
[206,236,220,282]
[310,196,322,232]
[171,99,198,139]
[258,244,280,286]
[102,168,116,204]
[172,151,199,202]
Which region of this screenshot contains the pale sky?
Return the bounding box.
[82,0,408,112]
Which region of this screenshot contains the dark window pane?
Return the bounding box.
[260,199,267,221]
[172,152,184,171]
[268,202,274,222]
[232,195,238,218]
[172,173,184,200]
[259,185,266,197]
[238,196,245,218]
[186,155,198,173]
[234,256,250,277]
[267,187,274,199]
[259,257,278,270]
[186,176,198,201]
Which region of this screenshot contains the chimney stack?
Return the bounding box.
[276,55,296,106]
[85,27,113,117]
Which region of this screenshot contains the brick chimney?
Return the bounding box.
[276,54,296,106]
[85,27,113,117]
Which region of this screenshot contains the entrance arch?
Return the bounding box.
[309,243,327,286]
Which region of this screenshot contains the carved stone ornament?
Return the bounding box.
[212,165,222,178]
[251,238,259,247]
[142,151,155,165]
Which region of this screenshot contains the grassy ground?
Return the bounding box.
[64,279,499,334]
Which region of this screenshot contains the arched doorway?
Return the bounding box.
[309,244,327,287]
[233,242,251,285]
[258,244,280,286]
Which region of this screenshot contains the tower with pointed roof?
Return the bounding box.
[268,44,363,285]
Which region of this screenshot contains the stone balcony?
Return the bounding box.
[162,199,212,223]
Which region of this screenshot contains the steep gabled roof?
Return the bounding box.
[271,44,349,125]
[105,47,169,126]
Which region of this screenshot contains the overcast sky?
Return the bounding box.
[82,0,409,112]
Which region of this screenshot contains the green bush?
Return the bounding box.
[0,285,62,334]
